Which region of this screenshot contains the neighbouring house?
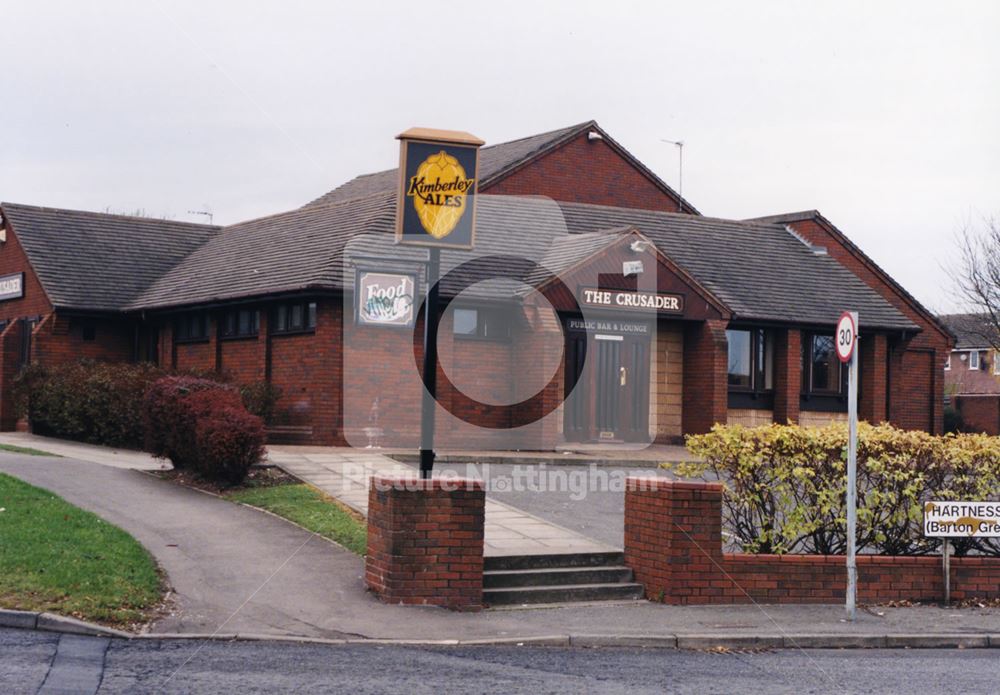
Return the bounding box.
[0,120,955,448]
[940,312,1000,434]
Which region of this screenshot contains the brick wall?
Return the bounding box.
[786,217,950,433]
[32,314,133,366]
[624,477,1000,605]
[682,320,728,435]
[0,222,54,322]
[954,395,1000,435]
[773,328,801,424]
[653,322,683,442]
[485,132,685,213]
[365,475,485,611]
[859,332,888,423]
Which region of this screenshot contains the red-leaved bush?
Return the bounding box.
[144,376,264,482]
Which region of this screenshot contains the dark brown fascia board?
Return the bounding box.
[750,209,955,347]
[481,122,702,216]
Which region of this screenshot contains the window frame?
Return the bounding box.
[173,311,210,344]
[945,353,952,371]
[798,331,850,413]
[220,307,261,340]
[969,350,980,371]
[451,305,513,342]
[726,326,774,409]
[270,300,318,336]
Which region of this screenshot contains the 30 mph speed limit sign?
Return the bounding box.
[836,311,858,364]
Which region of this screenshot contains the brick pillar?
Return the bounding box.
[365,475,485,611]
[0,321,22,431]
[772,328,801,424]
[682,320,728,435]
[624,477,724,605]
[860,332,887,423]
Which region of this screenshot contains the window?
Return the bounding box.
[995,352,1000,376]
[802,333,844,395]
[174,312,209,342]
[221,308,260,339]
[727,328,773,392]
[969,350,980,371]
[82,323,96,341]
[272,301,317,334]
[451,307,513,340]
[945,353,951,371]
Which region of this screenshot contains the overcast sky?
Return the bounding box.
[2,1,997,313]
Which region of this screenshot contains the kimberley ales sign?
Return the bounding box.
[395,127,484,250]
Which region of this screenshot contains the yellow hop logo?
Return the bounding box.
[406,150,475,239]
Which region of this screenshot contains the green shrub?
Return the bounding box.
[239,380,282,425]
[944,405,964,434]
[14,361,165,449]
[144,376,264,483]
[143,376,240,470]
[679,423,1000,557]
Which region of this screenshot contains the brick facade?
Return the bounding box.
[485,131,685,213]
[786,216,952,433]
[682,320,728,435]
[365,475,485,611]
[772,328,801,424]
[624,477,1000,605]
[954,395,1000,435]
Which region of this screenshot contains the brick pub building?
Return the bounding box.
[0,121,953,447]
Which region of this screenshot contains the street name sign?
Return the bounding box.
[924,501,1000,537]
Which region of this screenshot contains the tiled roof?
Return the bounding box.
[126,191,917,331]
[939,313,1000,349]
[0,203,219,312]
[302,122,590,208]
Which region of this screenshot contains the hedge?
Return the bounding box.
[16,361,270,484]
[679,423,1000,557]
[15,361,165,449]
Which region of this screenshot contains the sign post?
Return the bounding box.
[836,310,859,621]
[924,500,1000,603]
[394,127,483,479]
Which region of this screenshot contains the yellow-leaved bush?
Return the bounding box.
[675,423,1000,556]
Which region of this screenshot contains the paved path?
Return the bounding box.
[268,447,617,556]
[0,432,166,470]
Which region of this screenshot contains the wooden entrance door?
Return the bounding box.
[564,318,650,442]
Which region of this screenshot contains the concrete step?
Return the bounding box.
[484,582,645,605]
[484,565,634,589]
[484,551,625,572]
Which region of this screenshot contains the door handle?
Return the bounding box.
[619,366,627,386]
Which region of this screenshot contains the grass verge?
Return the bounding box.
[0,443,57,456]
[0,473,163,627]
[226,483,367,555]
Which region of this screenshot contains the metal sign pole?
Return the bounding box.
[418,247,441,479]
[942,539,951,605]
[846,311,859,621]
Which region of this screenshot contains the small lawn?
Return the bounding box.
[227,484,367,555]
[0,443,57,456]
[0,473,163,627]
